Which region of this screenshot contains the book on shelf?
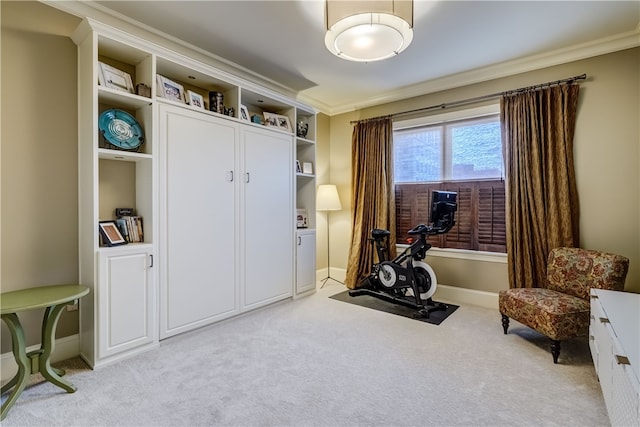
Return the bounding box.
[115,208,144,243]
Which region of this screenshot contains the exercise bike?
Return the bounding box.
[349,190,458,318]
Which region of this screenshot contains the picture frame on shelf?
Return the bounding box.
[240,104,249,121]
[98,62,134,94]
[157,74,186,103]
[99,221,127,246]
[302,162,313,174]
[276,114,292,132]
[295,160,302,174]
[263,112,292,132]
[263,112,278,127]
[187,90,204,109]
[297,209,309,228]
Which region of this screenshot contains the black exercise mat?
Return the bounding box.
[329,290,459,325]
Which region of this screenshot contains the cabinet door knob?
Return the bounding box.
[599,317,610,324]
[149,254,154,268]
[298,236,301,245]
[228,171,234,182]
[246,172,250,183]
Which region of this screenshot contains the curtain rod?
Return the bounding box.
[351,73,587,124]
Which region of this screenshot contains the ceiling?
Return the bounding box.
[88,1,639,115]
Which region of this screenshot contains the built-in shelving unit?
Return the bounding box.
[73,19,158,369]
[294,107,317,296]
[72,17,317,367]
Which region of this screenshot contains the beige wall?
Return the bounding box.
[315,113,331,271]
[324,48,640,294]
[1,2,81,352]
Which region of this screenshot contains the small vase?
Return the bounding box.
[297,121,309,138]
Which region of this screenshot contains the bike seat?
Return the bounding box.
[371,229,391,239]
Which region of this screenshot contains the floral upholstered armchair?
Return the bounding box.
[499,247,629,363]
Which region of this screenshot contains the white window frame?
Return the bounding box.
[394,104,502,183]
[393,103,505,262]
[393,104,500,131]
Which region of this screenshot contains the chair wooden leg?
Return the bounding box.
[501,314,509,334]
[550,339,561,364]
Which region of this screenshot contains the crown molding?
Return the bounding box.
[40,0,639,118]
[41,0,299,101]
[305,27,640,116]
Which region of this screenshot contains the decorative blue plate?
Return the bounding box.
[98,109,144,150]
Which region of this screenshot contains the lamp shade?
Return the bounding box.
[317,185,342,211]
[325,0,413,62]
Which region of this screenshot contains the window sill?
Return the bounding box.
[396,245,507,264]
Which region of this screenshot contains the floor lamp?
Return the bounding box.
[317,184,343,288]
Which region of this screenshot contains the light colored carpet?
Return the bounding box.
[1,284,609,426]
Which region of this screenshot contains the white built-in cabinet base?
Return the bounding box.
[82,246,158,368]
[296,229,316,295]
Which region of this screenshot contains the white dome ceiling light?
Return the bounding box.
[325,0,414,62]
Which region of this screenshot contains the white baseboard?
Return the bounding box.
[1,334,80,382]
[434,284,498,310]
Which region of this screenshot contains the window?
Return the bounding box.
[393,106,506,252]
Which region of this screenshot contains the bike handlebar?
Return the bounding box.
[407,224,431,235]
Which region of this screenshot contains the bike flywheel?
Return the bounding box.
[413,261,437,300]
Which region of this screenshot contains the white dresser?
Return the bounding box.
[589,288,640,427]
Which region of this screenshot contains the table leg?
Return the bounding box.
[1,313,31,421]
[38,304,76,393]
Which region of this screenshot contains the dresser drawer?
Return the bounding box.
[590,289,640,427]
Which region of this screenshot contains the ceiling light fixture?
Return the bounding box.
[324,0,413,62]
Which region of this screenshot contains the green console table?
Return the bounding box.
[1,284,90,420]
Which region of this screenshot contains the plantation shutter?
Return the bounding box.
[478,182,506,252]
[440,184,472,249]
[394,180,506,252]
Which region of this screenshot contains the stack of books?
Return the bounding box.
[115,208,144,243]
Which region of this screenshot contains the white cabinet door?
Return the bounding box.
[159,105,238,338]
[241,128,293,309]
[296,230,316,294]
[98,247,155,359]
